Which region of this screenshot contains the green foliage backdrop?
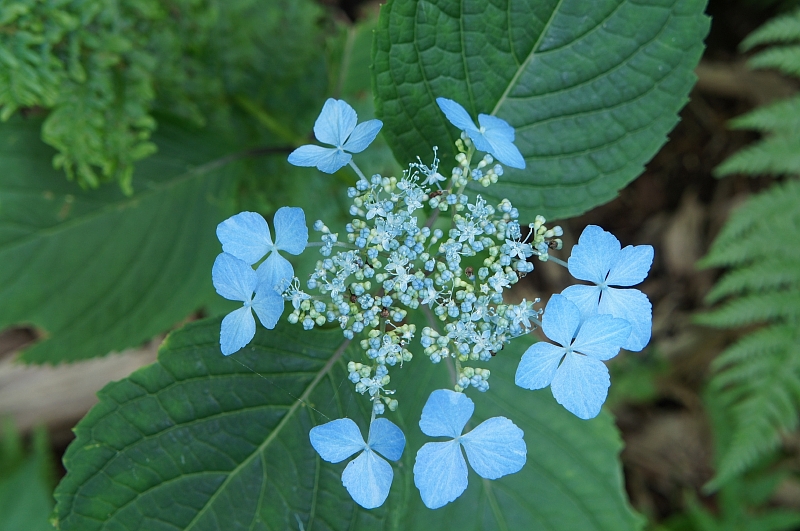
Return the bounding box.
[0,0,718,528]
[0,118,237,364]
[699,6,800,490]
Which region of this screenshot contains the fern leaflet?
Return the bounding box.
[700,179,800,488]
[741,8,800,50]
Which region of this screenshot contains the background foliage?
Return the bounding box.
[0,421,53,531]
[0,0,728,529]
[698,6,800,490]
[0,0,328,192]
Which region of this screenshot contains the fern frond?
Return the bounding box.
[711,326,795,388]
[741,8,800,50]
[714,135,800,177]
[0,5,68,120]
[715,12,800,182]
[700,180,800,267]
[700,177,800,487]
[729,95,800,133]
[707,325,800,488]
[0,0,328,191]
[706,260,800,303]
[697,290,800,327]
[748,45,800,77]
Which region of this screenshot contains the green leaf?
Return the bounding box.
[0,423,55,531]
[54,318,642,530]
[0,117,238,364]
[373,0,709,220]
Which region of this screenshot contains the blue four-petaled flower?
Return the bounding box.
[413,389,526,509]
[435,97,525,170]
[211,253,284,356]
[515,294,631,419]
[561,225,654,351]
[288,98,383,174]
[216,207,308,293]
[310,417,405,509]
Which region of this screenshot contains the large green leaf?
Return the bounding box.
[54,318,642,530]
[0,118,238,364]
[373,0,709,220]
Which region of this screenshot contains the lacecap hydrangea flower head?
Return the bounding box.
[210,95,653,509]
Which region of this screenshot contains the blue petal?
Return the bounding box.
[598,288,652,352]
[316,149,352,174]
[256,252,294,293]
[550,353,610,419]
[212,253,257,302]
[288,144,331,167]
[367,418,405,462]
[478,114,526,169]
[314,98,357,147]
[483,134,526,169]
[419,389,473,438]
[515,342,565,390]
[220,306,256,356]
[542,294,581,347]
[477,114,515,142]
[413,440,468,509]
[571,314,631,361]
[465,129,494,154]
[561,284,601,319]
[342,119,383,154]
[251,289,284,330]
[342,450,393,509]
[216,212,273,265]
[605,244,654,287]
[436,97,479,133]
[568,225,620,284]
[273,206,308,255]
[460,417,526,479]
[309,418,365,463]
[287,144,352,174]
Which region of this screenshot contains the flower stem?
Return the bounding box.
[349,160,368,184]
[547,256,568,268]
[306,241,358,250]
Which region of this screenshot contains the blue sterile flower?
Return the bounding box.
[216,208,308,292]
[413,389,526,509]
[515,294,631,419]
[288,98,383,173]
[435,97,525,169]
[309,417,405,509]
[561,225,654,351]
[211,253,284,356]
